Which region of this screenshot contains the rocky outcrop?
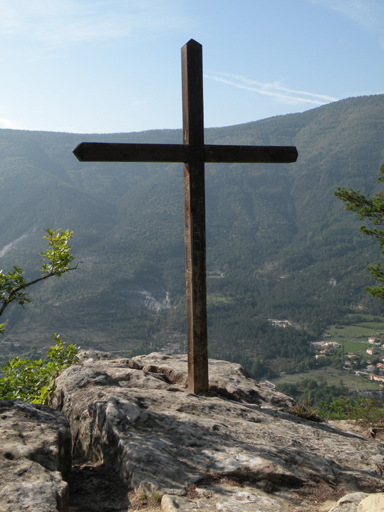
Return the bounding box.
[115,282,172,312]
[0,400,71,512]
[50,350,384,511]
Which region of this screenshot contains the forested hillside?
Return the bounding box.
[1,94,384,373]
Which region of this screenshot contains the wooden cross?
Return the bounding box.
[73,39,298,394]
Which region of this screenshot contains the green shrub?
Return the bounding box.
[0,334,78,404]
[316,395,384,425]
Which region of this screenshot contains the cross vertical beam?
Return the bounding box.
[72,39,298,396]
[182,40,208,394]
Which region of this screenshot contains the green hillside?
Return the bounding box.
[1,94,384,373]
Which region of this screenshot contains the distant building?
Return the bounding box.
[366,348,378,356]
[368,337,380,344]
[321,342,341,349]
[369,373,384,383]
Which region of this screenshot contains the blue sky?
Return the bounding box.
[0,0,383,134]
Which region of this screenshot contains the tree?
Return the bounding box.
[0,229,77,334]
[335,163,384,300]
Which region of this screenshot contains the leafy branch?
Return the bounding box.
[335,163,384,300]
[0,229,78,334]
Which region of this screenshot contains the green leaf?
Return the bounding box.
[0,228,77,334]
[0,336,79,404]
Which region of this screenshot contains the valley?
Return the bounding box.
[1,94,384,402]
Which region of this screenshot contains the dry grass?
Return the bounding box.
[128,490,162,511]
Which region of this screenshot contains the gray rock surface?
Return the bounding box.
[0,400,71,512]
[50,351,384,511]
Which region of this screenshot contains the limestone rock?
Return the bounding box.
[131,352,296,408]
[51,351,384,511]
[358,493,384,511]
[329,493,370,512]
[0,400,71,512]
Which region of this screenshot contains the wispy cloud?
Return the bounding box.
[205,72,338,106]
[0,0,191,48]
[308,0,384,33]
[0,117,24,129]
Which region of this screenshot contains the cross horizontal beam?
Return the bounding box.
[72,39,298,395]
[73,142,298,164]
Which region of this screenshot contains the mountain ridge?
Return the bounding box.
[1,94,384,369]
